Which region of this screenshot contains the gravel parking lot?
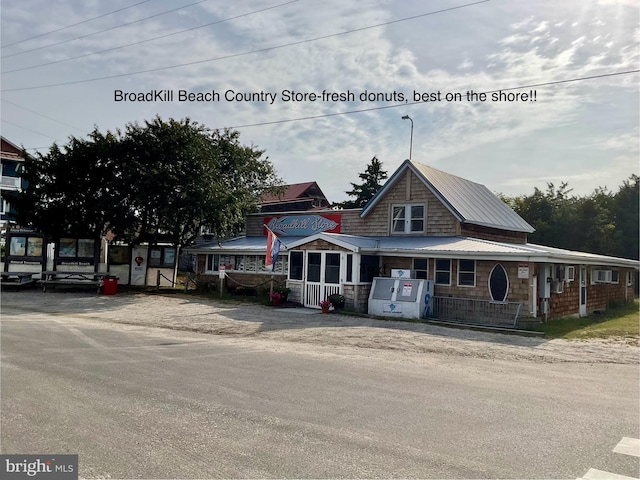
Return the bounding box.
[1,289,637,364]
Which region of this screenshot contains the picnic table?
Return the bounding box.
[40,271,112,293]
[0,271,37,288]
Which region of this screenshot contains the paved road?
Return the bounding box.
[1,299,639,478]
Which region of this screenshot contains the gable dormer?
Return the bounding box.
[359,160,534,243]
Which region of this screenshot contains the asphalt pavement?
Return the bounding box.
[1,291,639,478]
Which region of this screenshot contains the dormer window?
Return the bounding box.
[392,204,424,234]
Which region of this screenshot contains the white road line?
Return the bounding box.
[579,468,638,480]
[578,437,640,480]
[614,437,640,458]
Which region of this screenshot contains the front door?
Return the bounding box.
[579,265,587,317]
[304,252,341,308]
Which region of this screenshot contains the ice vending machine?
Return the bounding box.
[368,277,434,319]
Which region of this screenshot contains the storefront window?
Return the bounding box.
[435,259,451,285]
[360,255,379,283]
[413,258,428,279]
[59,238,77,257]
[149,246,176,268]
[9,236,26,256]
[109,246,131,265]
[206,254,220,272]
[458,259,476,287]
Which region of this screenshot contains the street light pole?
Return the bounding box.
[401,115,413,160]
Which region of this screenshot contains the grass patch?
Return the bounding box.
[538,300,639,341]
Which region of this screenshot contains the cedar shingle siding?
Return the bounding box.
[190,160,637,322]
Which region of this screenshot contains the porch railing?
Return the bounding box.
[431,296,523,327]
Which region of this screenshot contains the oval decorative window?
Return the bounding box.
[489,264,509,302]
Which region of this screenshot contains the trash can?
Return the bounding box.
[103,275,118,295]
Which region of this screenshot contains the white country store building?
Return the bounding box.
[186,160,638,326]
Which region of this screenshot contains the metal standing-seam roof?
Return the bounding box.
[361,160,535,234]
[285,233,639,267]
[186,232,638,268]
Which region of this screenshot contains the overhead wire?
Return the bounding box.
[1,0,152,49]
[2,0,300,74]
[1,0,210,59]
[0,0,490,92]
[8,70,638,151]
[219,70,640,129]
[1,120,59,140]
[1,98,87,132]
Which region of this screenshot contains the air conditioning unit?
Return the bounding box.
[552,280,564,294]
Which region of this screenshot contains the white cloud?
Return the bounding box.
[1,0,638,203]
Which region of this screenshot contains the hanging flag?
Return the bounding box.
[265,228,282,272]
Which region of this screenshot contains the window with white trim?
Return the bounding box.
[391,204,424,234]
[206,253,287,274]
[346,254,353,282]
[435,259,451,285]
[566,266,575,282]
[611,270,619,284]
[458,259,476,287]
[591,268,613,284]
[206,253,220,273]
[627,271,633,287]
[489,264,509,302]
[413,258,428,279]
[289,251,303,280]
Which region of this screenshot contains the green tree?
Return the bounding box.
[334,156,388,209]
[6,117,282,247]
[501,176,638,260]
[7,128,132,240]
[507,182,574,249]
[612,174,639,261]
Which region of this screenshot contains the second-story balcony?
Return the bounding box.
[1,175,22,190]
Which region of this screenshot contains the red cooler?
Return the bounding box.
[103,276,118,295]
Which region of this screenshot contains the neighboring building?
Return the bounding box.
[196,182,331,243]
[259,182,330,213]
[0,136,27,229]
[186,160,638,325]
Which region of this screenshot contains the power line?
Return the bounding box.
[1,0,209,60]
[7,70,638,152]
[0,0,490,92]
[1,98,87,132]
[218,70,640,129]
[1,0,152,49]
[1,120,58,140]
[2,0,300,75]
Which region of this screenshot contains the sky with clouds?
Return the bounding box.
[1,0,638,203]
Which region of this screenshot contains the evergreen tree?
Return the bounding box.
[334,156,388,209]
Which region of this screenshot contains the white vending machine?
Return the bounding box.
[368,277,434,320]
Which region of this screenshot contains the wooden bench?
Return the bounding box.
[40,271,111,293]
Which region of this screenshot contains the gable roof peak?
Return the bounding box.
[361,158,534,234]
